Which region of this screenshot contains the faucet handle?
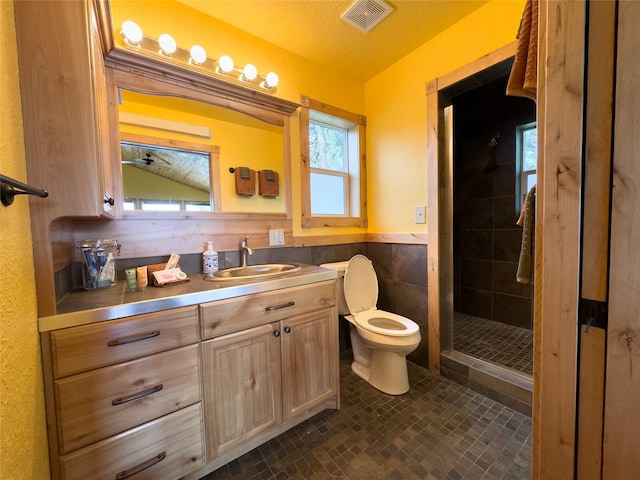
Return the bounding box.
[241,236,250,247]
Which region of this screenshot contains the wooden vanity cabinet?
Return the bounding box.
[41,279,339,480]
[41,306,204,480]
[197,281,339,474]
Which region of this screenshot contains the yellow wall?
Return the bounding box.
[0,1,51,479]
[0,2,524,476]
[111,0,365,236]
[365,0,526,234]
[111,0,525,238]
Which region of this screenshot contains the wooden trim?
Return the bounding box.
[580,0,615,302]
[299,94,368,229]
[535,1,586,477]
[577,326,606,480]
[306,217,364,228]
[292,234,367,248]
[425,43,516,374]
[603,1,640,476]
[111,68,289,127]
[575,1,616,477]
[436,41,517,92]
[299,100,312,228]
[366,233,427,245]
[532,0,547,475]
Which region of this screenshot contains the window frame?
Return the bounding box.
[299,95,367,228]
[516,121,537,212]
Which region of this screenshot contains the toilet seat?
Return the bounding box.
[344,255,419,337]
[352,309,419,337]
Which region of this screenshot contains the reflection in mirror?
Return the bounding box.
[118,88,286,214]
[121,140,214,211]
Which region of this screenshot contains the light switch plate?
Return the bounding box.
[269,229,285,246]
[414,205,426,224]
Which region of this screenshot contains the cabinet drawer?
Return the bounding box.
[200,280,336,339]
[55,344,201,454]
[60,403,204,480]
[51,306,198,378]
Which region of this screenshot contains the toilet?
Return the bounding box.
[320,255,421,395]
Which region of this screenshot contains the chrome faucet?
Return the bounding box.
[240,236,254,266]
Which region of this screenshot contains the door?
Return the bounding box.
[281,307,337,419]
[202,323,282,459]
[601,1,640,476]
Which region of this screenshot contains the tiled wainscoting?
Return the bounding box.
[60,241,431,368]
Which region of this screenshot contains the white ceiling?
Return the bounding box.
[177,0,489,82]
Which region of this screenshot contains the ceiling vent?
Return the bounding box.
[341,0,393,33]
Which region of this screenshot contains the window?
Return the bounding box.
[300,95,367,228]
[516,122,537,211]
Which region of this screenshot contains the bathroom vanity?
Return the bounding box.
[39,266,338,480]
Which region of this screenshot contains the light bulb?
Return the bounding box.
[217,55,234,74]
[158,34,177,56]
[121,21,143,45]
[264,72,279,88]
[242,64,258,81]
[190,45,207,65]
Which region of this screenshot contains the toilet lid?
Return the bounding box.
[343,254,378,314]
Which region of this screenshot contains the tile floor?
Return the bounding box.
[201,354,532,480]
[453,313,533,376]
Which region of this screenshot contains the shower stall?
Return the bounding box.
[451,73,536,377]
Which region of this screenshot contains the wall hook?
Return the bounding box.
[1,174,49,206]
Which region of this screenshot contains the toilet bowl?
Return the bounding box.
[320,255,421,395]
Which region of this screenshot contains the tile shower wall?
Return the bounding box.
[453,74,536,330]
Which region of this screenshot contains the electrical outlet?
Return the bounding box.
[269,229,285,246]
[414,205,426,224]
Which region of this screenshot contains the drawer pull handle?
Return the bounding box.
[115,451,166,480]
[108,330,160,347]
[112,384,163,406]
[265,301,295,311]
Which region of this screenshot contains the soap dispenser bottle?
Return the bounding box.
[202,241,218,276]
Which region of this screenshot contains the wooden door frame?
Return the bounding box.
[425,41,517,373]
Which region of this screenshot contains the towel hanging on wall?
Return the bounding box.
[506,0,538,101]
[516,185,536,283]
[234,167,255,196]
[258,169,279,197]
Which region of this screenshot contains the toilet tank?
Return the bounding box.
[319,261,350,315]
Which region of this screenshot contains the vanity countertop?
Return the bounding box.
[41,264,337,332]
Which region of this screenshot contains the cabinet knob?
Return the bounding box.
[284,326,291,334]
[273,330,281,337]
[104,196,115,206]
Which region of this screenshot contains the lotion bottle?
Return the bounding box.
[202,241,218,276]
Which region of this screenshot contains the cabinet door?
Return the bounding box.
[281,307,338,419]
[88,2,117,217]
[13,0,116,219]
[202,323,282,460]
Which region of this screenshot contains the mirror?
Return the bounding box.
[120,135,217,212]
[118,86,286,214]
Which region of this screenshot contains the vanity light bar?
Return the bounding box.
[119,21,280,93]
